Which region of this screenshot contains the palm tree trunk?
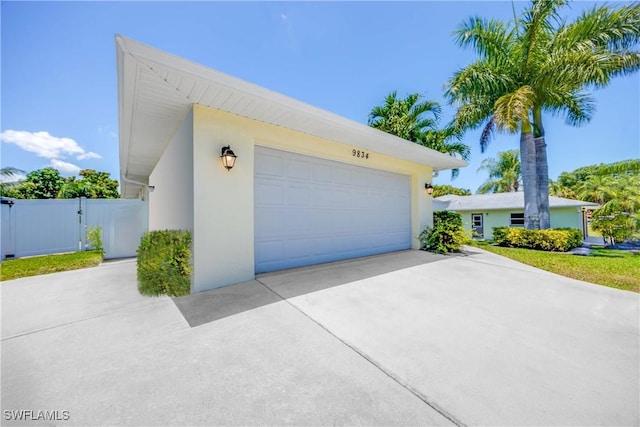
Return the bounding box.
[533,107,550,229]
[535,136,551,229]
[520,131,539,229]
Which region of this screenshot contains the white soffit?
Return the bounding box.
[116,35,467,198]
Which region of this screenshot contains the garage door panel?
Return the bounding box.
[255,240,284,263]
[286,159,311,180]
[332,188,352,207]
[255,153,284,176]
[333,167,352,185]
[255,179,284,205]
[255,208,284,237]
[284,238,313,259]
[285,182,311,206]
[255,147,411,273]
[351,170,370,187]
[312,185,335,208]
[312,163,333,182]
[284,209,311,234]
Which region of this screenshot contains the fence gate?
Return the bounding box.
[1,198,147,260]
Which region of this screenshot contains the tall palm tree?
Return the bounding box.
[446,0,640,229]
[369,91,471,178]
[476,149,521,194]
[369,91,442,141]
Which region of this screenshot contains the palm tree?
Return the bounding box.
[548,179,576,199]
[476,149,522,194]
[575,175,616,205]
[0,167,24,180]
[368,91,441,141]
[446,0,640,229]
[369,91,471,178]
[0,166,25,196]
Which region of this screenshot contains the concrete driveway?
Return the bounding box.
[2,248,638,426]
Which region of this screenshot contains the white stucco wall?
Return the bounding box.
[148,108,194,232]
[457,207,584,240]
[191,104,434,292]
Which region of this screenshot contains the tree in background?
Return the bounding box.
[432,184,472,198]
[446,0,640,230]
[368,91,470,178]
[5,167,64,199]
[58,169,120,199]
[0,166,25,197]
[550,159,640,201]
[551,159,640,243]
[1,168,120,199]
[476,149,521,194]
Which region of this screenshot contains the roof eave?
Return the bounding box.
[116,36,467,198]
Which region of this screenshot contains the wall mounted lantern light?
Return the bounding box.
[425,183,434,196]
[220,145,237,171]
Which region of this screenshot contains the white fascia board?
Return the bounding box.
[116,35,142,198]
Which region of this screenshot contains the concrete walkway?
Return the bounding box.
[2,250,638,426]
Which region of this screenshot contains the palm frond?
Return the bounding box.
[446,61,515,103]
[480,116,496,153]
[544,89,595,127]
[553,2,640,52]
[493,85,536,133]
[454,16,515,65]
[518,0,566,79]
[0,167,25,178]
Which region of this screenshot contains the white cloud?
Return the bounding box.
[0,130,101,160]
[49,159,81,175]
[77,151,101,160]
[280,12,287,21]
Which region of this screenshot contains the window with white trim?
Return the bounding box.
[510,212,525,227]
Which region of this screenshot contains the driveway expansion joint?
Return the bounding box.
[1,299,163,342]
[255,278,466,427]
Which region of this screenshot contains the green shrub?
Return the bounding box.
[86,226,103,254]
[591,212,635,244]
[491,227,583,252]
[420,211,468,254]
[137,230,192,297]
[493,227,508,245]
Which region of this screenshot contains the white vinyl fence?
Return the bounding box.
[1,198,148,260]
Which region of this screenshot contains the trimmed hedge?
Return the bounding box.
[419,210,468,254]
[137,230,192,297]
[492,227,583,252]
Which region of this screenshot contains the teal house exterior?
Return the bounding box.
[434,193,598,240]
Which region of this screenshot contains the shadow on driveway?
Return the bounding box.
[172,249,472,327]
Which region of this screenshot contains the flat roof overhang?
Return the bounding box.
[116,35,467,198]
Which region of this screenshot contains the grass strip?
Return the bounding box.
[1,251,103,281]
[476,244,639,292]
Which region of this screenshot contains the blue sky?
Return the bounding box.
[2,1,638,193]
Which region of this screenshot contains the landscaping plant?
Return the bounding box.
[420,210,468,254]
[493,227,583,252]
[137,230,192,297]
[86,226,103,254]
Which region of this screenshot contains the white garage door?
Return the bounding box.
[255,146,411,273]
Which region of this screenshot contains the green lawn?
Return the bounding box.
[0,251,103,281]
[476,244,639,292]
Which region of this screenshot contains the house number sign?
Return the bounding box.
[352,149,370,159]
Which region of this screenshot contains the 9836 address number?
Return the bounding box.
[352,149,370,159]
